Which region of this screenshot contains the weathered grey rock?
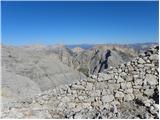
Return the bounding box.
[108,83,120,91]
[153,104,159,112]
[90,75,97,79]
[68,102,76,108]
[143,99,151,107]
[103,74,113,80]
[117,77,124,83]
[95,82,108,89]
[98,73,113,81]
[87,78,96,83]
[124,94,134,101]
[82,103,91,108]
[120,72,127,77]
[71,84,85,90]
[61,96,70,103]
[29,110,52,118]
[146,63,155,67]
[126,82,132,88]
[145,74,158,86]
[115,91,124,98]
[120,82,126,89]
[144,89,154,97]
[102,95,114,103]
[133,74,139,78]
[102,89,112,95]
[149,54,158,60]
[90,90,101,97]
[6,108,24,118]
[86,82,93,90]
[124,88,133,94]
[121,82,132,89]
[137,64,144,68]
[74,112,83,119]
[134,78,143,86]
[133,85,142,89]
[108,79,116,83]
[138,58,146,64]
[125,75,133,81]
[31,103,43,110]
[150,105,158,115]
[111,100,120,106]
[24,97,33,104]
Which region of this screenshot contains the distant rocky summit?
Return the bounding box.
[71,44,139,76]
[1,45,159,119]
[72,47,84,53]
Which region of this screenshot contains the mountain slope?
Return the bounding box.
[1,45,86,104]
[1,45,159,119]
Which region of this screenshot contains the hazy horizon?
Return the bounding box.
[1,42,158,47]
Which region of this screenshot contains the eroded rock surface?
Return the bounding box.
[1,45,159,119]
[1,45,86,104]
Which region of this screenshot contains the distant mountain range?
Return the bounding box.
[125,42,158,52]
[66,44,95,49]
[66,42,158,50]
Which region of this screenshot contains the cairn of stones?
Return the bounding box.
[1,46,159,119]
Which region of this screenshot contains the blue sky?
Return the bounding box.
[2,1,159,45]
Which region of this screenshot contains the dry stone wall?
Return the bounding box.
[1,46,159,119]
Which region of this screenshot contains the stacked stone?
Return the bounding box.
[1,46,159,119]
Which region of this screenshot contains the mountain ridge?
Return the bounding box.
[1,45,159,119]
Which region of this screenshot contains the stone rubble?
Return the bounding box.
[1,45,159,119]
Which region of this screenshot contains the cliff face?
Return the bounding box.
[1,46,159,119]
[72,45,139,76]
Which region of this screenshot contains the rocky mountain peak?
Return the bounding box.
[1,45,159,119]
